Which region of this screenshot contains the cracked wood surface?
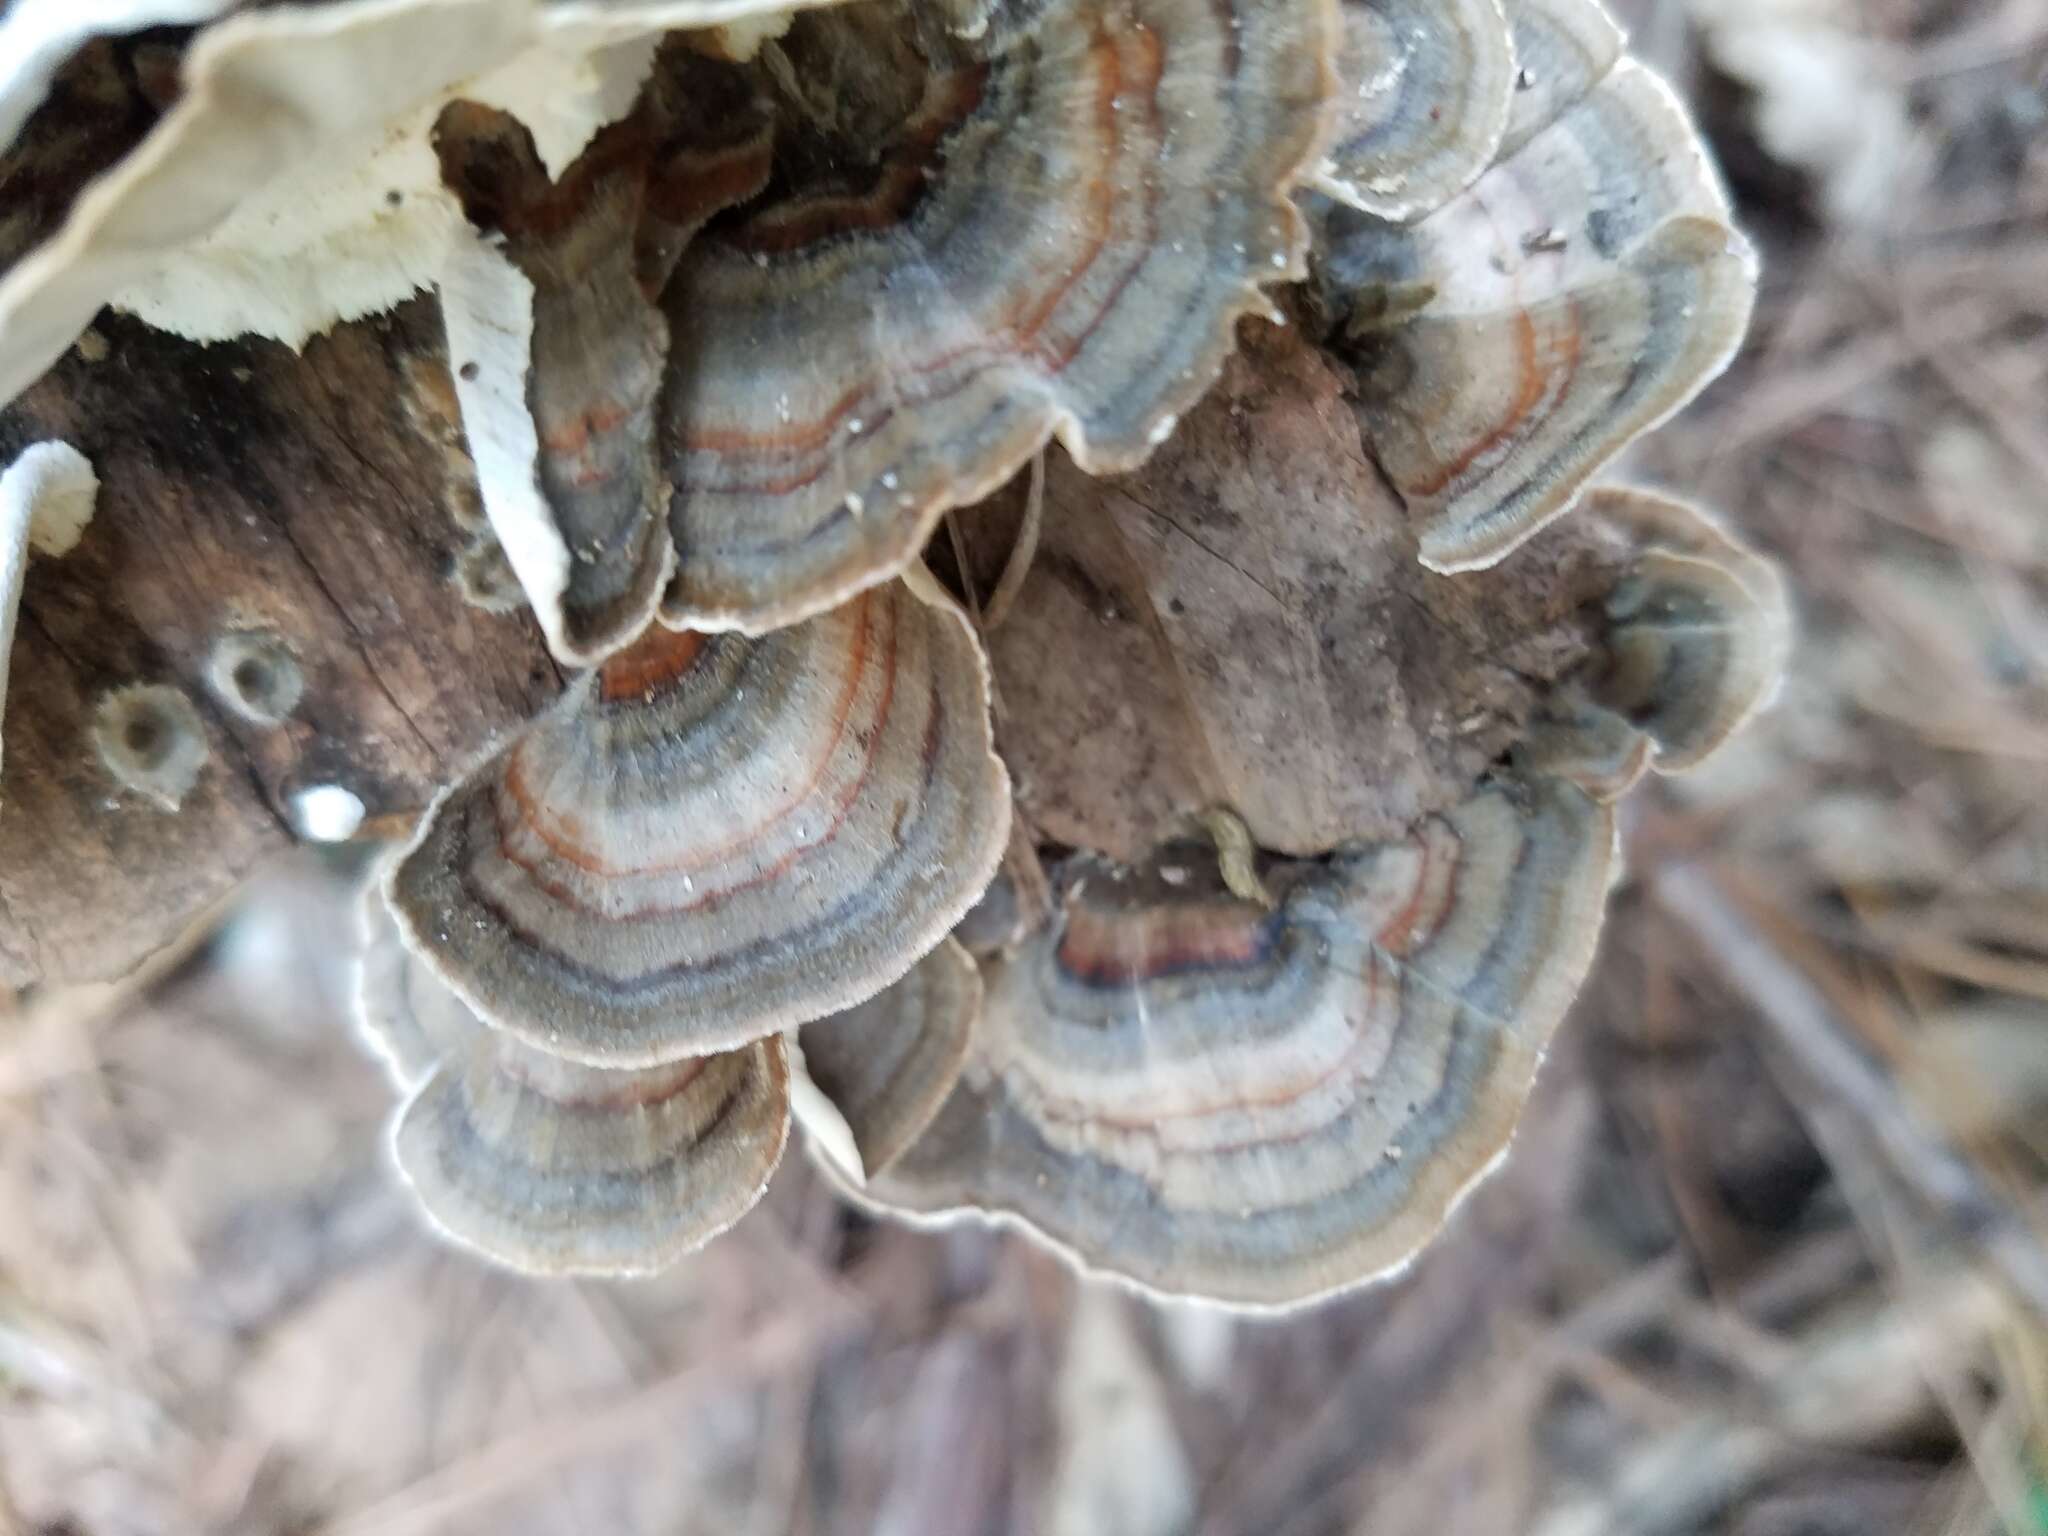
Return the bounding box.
[0,304,558,986]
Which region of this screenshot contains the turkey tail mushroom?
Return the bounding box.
[434,104,681,670]
[431,65,781,667]
[1318,0,1514,222]
[798,936,981,1180]
[386,579,1009,1066]
[1519,486,1792,799]
[844,776,1616,1309]
[1314,57,1756,573]
[1499,0,1625,156]
[653,0,1336,633]
[354,862,793,1276]
[394,1027,791,1278]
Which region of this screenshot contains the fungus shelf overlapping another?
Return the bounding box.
[0,0,1786,1303]
[385,577,1009,1064]
[357,874,794,1274]
[841,776,1615,1308]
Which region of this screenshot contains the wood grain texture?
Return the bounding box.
[0,305,559,986]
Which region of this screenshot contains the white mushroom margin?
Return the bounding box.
[0,440,97,789]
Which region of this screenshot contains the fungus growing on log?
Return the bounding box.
[1319,0,1513,221]
[358,850,975,1273]
[653,0,1336,633]
[1314,55,1756,572]
[433,110,680,670]
[395,1030,792,1277]
[832,311,1785,1307]
[362,873,794,1276]
[0,0,828,406]
[0,0,1786,1301]
[1518,487,1792,799]
[1,0,1337,663]
[430,73,777,664]
[841,776,1613,1307]
[387,580,1008,1064]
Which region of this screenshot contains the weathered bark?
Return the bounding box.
[946,314,1629,862]
[0,304,558,986]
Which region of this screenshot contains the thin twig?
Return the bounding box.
[945,512,986,629]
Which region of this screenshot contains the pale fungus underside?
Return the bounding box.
[0,0,1783,1303]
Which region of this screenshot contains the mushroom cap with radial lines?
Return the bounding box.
[386,577,1009,1065]
[1517,486,1793,798]
[1317,0,1513,222]
[840,774,1616,1309]
[359,857,828,1276]
[1314,52,1756,573]
[394,1024,792,1278]
[430,60,781,666]
[652,0,1337,633]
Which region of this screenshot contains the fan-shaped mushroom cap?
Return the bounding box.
[1499,0,1624,157]
[434,104,678,668]
[1519,487,1792,798]
[431,69,781,665]
[846,775,1614,1308]
[0,0,833,408]
[1315,58,1756,573]
[653,0,1336,633]
[798,936,980,1179]
[1318,0,1513,222]
[353,860,793,1273]
[394,1026,791,1277]
[387,578,1009,1065]
[0,440,97,785]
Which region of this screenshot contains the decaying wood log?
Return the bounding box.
[944,313,1639,862]
[0,306,558,985]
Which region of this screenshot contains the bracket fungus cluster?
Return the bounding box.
[2,0,1785,1302]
